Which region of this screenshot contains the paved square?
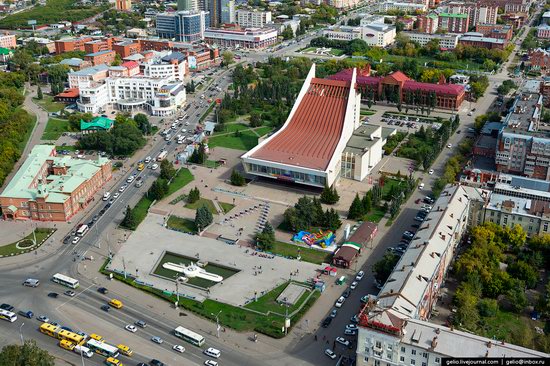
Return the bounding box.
[108,213,322,306]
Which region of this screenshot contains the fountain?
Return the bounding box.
[162,262,223,283]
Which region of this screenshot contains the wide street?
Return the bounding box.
[0,8,538,365]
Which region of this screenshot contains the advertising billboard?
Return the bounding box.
[188,56,197,69]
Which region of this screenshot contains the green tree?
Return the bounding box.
[320,184,339,204]
[187,187,200,204]
[111,54,122,66]
[0,340,55,366]
[133,113,151,135]
[506,279,528,313]
[348,193,364,220]
[160,159,176,180]
[323,208,342,231]
[195,204,213,231]
[249,111,262,127]
[221,51,234,67]
[362,192,372,213]
[188,143,207,164]
[148,178,168,201]
[282,25,294,40]
[256,222,275,250]
[373,252,399,284]
[507,260,539,289]
[36,85,43,100]
[121,205,137,230]
[230,169,246,186]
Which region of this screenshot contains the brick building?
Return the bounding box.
[116,0,131,10]
[476,23,513,40]
[113,41,141,58]
[438,12,469,33]
[0,145,111,221]
[84,50,116,66]
[448,2,498,25]
[529,49,550,75]
[54,37,93,54]
[84,38,114,54]
[537,24,550,39]
[417,14,438,33]
[0,33,16,49]
[459,32,506,49]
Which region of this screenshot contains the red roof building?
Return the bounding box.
[329,68,465,110]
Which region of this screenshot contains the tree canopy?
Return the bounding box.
[0,340,55,366]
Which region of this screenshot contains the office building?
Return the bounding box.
[178,0,198,11]
[537,24,550,39]
[378,1,427,13]
[236,9,272,28]
[476,23,513,40]
[54,36,93,54]
[204,26,277,49]
[0,145,112,222]
[402,32,460,49]
[156,11,210,42]
[323,22,396,47]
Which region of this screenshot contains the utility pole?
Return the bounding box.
[211,310,222,338]
[19,322,24,345]
[122,257,127,279]
[175,281,179,308]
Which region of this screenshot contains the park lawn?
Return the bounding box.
[205,160,220,168]
[364,206,386,223]
[17,112,37,151]
[269,241,332,265]
[167,215,197,233]
[185,198,217,214]
[383,54,483,71]
[212,123,248,135]
[0,0,110,29]
[42,118,71,140]
[360,109,377,116]
[166,168,194,196]
[381,178,407,201]
[55,145,77,152]
[108,271,319,338]
[329,48,345,56]
[302,47,317,53]
[219,202,235,214]
[208,130,259,150]
[0,228,54,256]
[33,95,65,113]
[130,196,154,229]
[254,126,272,137]
[245,281,312,314]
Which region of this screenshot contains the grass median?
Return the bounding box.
[0,228,55,256]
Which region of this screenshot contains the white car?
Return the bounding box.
[125,324,137,333]
[204,361,218,366]
[173,345,185,353]
[126,176,134,183]
[335,296,345,308]
[325,349,337,359]
[355,271,364,281]
[346,324,358,331]
[335,337,350,347]
[113,192,120,199]
[419,183,425,190]
[119,185,127,192]
[71,237,80,244]
[447,143,452,148]
[102,192,110,201]
[428,169,434,175]
[350,281,358,290]
[151,163,159,170]
[144,156,151,163]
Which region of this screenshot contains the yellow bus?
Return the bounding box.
[39,323,59,337]
[40,323,84,346]
[108,299,123,309]
[117,344,133,356]
[105,357,123,366]
[59,340,75,351]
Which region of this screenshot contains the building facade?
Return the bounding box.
[459,33,506,49]
[156,11,210,42]
[476,23,513,40]
[116,0,131,11]
[405,32,459,49]
[54,37,93,54]
[84,50,116,66]
[0,33,16,49]
[235,9,272,28]
[537,24,550,39]
[438,12,469,33]
[204,26,277,49]
[417,14,438,34]
[0,145,111,222]
[448,2,498,25]
[323,23,396,47]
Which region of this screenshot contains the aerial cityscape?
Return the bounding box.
[0,0,548,364]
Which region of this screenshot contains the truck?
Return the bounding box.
[157,150,168,161]
[73,345,93,358]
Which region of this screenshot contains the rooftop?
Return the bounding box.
[460,35,505,44]
[80,116,113,131]
[344,125,383,156]
[60,58,85,67]
[86,50,114,57]
[439,12,468,18]
[69,63,109,76]
[250,78,351,171]
[502,92,546,137]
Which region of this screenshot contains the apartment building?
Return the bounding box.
[378,1,427,13]
[142,52,187,81]
[84,50,116,66]
[355,185,548,366]
[112,40,141,58]
[235,9,272,28]
[448,2,498,26]
[84,38,114,54]
[68,64,110,89]
[204,26,277,49]
[417,14,438,34]
[405,32,460,49]
[438,12,469,33]
[496,87,550,180]
[476,23,513,40]
[0,33,16,49]
[54,36,93,54]
[537,24,550,39]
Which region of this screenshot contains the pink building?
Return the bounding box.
[0,34,16,49]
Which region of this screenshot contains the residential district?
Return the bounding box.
[0,0,549,364]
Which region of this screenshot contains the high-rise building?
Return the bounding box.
[208,0,235,26]
[178,0,198,11]
[236,10,272,28]
[156,11,210,42]
[116,0,131,11]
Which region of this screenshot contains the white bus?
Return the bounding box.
[157,150,168,161]
[52,273,80,289]
[0,309,17,323]
[76,224,89,237]
[86,339,119,358]
[174,326,205,347]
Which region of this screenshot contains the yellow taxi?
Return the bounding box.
[108,299,123,309]
[117,344,133,356]
[89,333,104,342]
[105,357,123,366]
[59,339,75,351]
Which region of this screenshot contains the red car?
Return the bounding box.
[415,198,421,204]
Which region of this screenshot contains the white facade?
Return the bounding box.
[77,76,186,116]
[405,32,460,49]
[378,1,427,13]
[323,24,396,47]
[142,59,187,81]
[204,27,278,49]
[236,9,272,28]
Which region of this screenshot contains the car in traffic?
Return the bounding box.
[118,185,127,192]
[172,345,185,353]
[125,324,137,333]
[150,360,165,366]
[100,305,110,312]
[47,293,59,298]
[204,361,218,366]
[151,163,159,170]
[18,310,34,319]
[330,309,338,318]
[325,349,337,359]
[71,237,80,244]
[135,320,147,328]
[98,287,108,294]
[37,315,49,323]
[0,304,14,311]
[64,290,76,297]
[355,271,364,281]
[151,336,163,344]
[112,192,120,199]
[335,337,350,347]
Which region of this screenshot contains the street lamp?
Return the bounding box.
[211,310,222,338]
[19,322,24,345]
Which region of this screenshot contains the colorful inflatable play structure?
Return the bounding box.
[292,230,335,248]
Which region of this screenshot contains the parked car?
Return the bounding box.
[47,293,59,298]
[330,309,338,318]
[0,304,14,311]
[335,296,346,308]
[335,337,350,347]
[344,329,357,336]
[325,349,337,359]
[346,324,358,331]
[322,317,333,328]
[350,314,359,323]
[342,289,351,298]
[355,271,364,281]
[350,281,358,290]
[71,237,80,244]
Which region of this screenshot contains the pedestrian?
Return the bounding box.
[314,335,318,341]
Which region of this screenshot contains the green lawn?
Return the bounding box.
[329,48,345,56]
[219,202,235,214]
[42,118,71,140]
[166,168,194,196]
[33,95,66,113]
[360,109,377,116]
[0,229,55,256]
[245,281,312,314]
[167,215,197,233]
[212,123,249,135]
[205,160,221,168]
[208,130,260,150]
[364,206,386,223]
[268,241,332,265]
[55,145,77,152]
[383,54,483,71]
[107,271,320,338]
[128,196,154,230]
[185,198,217,214]
[254,126,272,137]
[17,113,37,152]
[381,178,407,200]
[302,47,317,53]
